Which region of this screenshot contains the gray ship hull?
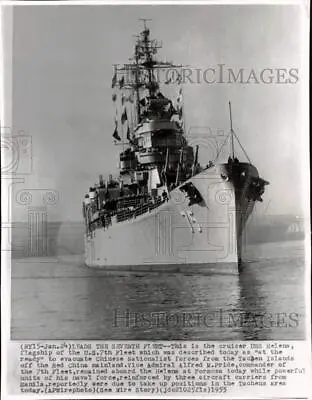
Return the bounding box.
[85,163,258,268]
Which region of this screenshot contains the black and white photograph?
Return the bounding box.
[3,3,309,345]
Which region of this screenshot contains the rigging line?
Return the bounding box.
[229,101,235,158]
[181,85,186,132]
[213,132,231,163]
[121,109,125,152]
[129,100,134,132]
[262,199,271,216]
[232,130,252,164]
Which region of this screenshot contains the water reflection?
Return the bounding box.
[11,241,305,340]
[238,261,272,340]
[85,270,198,340]
[83,263,242,340]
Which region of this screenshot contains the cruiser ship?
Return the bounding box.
[82,22,268,268]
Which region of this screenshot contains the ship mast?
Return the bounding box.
[140,19,154,97]
[112,20,184,132]
[138,18,161,98]
[134,42,141,124]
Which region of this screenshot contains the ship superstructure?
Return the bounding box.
[82,22,268,268]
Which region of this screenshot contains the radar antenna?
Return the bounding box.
[139,18,152,29]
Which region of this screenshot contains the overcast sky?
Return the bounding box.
[11,4,305,222]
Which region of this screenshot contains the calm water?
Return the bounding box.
[11,240,306,340]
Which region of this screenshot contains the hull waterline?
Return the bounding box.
[85,163,257,268]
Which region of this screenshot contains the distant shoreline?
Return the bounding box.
[9,215,305,259]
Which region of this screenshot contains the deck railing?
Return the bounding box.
[85,195,166,235]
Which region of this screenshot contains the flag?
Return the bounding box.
[169,101,177,115]
[112,126,121,141]
[177,87,183,103]
[178,106,183,119]
[111,72,117,88]
[119,76,125,89]
[176,120,184,130]
[121,108,128,124]
[112,93,117,102]
[126,125,131,142]
[176,105,183,119]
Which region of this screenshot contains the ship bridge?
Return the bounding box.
[134,119,180,136]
